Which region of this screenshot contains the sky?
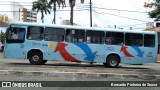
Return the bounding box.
[0,0,155,30]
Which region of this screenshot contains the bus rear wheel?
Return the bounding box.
[29,52,46,65]
[106,55,120,68]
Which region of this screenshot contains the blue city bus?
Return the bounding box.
[3,22,158,68]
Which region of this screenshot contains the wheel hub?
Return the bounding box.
[110,58,117,66]
[32,55,39,62]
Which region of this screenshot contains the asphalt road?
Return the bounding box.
[0,53,160,90]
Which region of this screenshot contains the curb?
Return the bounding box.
[0,70,160,80]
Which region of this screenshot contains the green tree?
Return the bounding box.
[48,0,66,24]
[147,0,160,21]
[156,0,160,3]
[148,5,160,21]
[0,30,5,44]
[69,0,84,25]
[32,0,51,23]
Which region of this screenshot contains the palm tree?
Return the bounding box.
[32,0,51,23]
[48,0,65,24]
[69,0,84,25]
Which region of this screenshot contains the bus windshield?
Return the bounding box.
[6,27,25,43]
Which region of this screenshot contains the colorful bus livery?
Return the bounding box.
[3,22,158,68]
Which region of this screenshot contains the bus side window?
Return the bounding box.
[27,26,44,40]
[86,30,104,44]
[125,33,143,46]
[66,29,85,43]
[106,32,124,45]
[44,27,65,41]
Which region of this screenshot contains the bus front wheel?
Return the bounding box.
[106,55,120,68]
[29,52,46,65]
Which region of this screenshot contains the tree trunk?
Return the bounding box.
[41,11,44,23]
[52,1,56,24]
[69,0,75,25]
[70,6,74,25]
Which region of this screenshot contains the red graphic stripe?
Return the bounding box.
[54,42,79,62]
[120,46,133,57]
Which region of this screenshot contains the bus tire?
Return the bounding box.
[106,55,120,68]
[29,52,44,65]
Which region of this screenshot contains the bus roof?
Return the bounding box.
[9,22,157,34]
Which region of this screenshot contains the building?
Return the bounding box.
[0,1,37,22]
[20,8,37,22]
[0,1,37,32]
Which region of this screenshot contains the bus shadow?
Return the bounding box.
[46,63,104,68]
[118,66,148,70]
[6,62,149,70]
[6,62,104,68]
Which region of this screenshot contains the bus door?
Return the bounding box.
[4,26,26,59]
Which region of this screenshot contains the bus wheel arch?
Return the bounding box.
[27,49,47,65]
[104,53,120,68]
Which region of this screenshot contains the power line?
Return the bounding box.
[0,9,148,23]
[68,7,148,28]
[71,8,148,23]
[0,9,90,12]
[93,10,149,22]
[93,6,147,13]
[0,3,148,14]
[0,9,149,23]
[118,23,147,27]
[0,3,90,6]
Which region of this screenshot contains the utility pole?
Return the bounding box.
[114,25,116,29]
[90,0,92,27]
